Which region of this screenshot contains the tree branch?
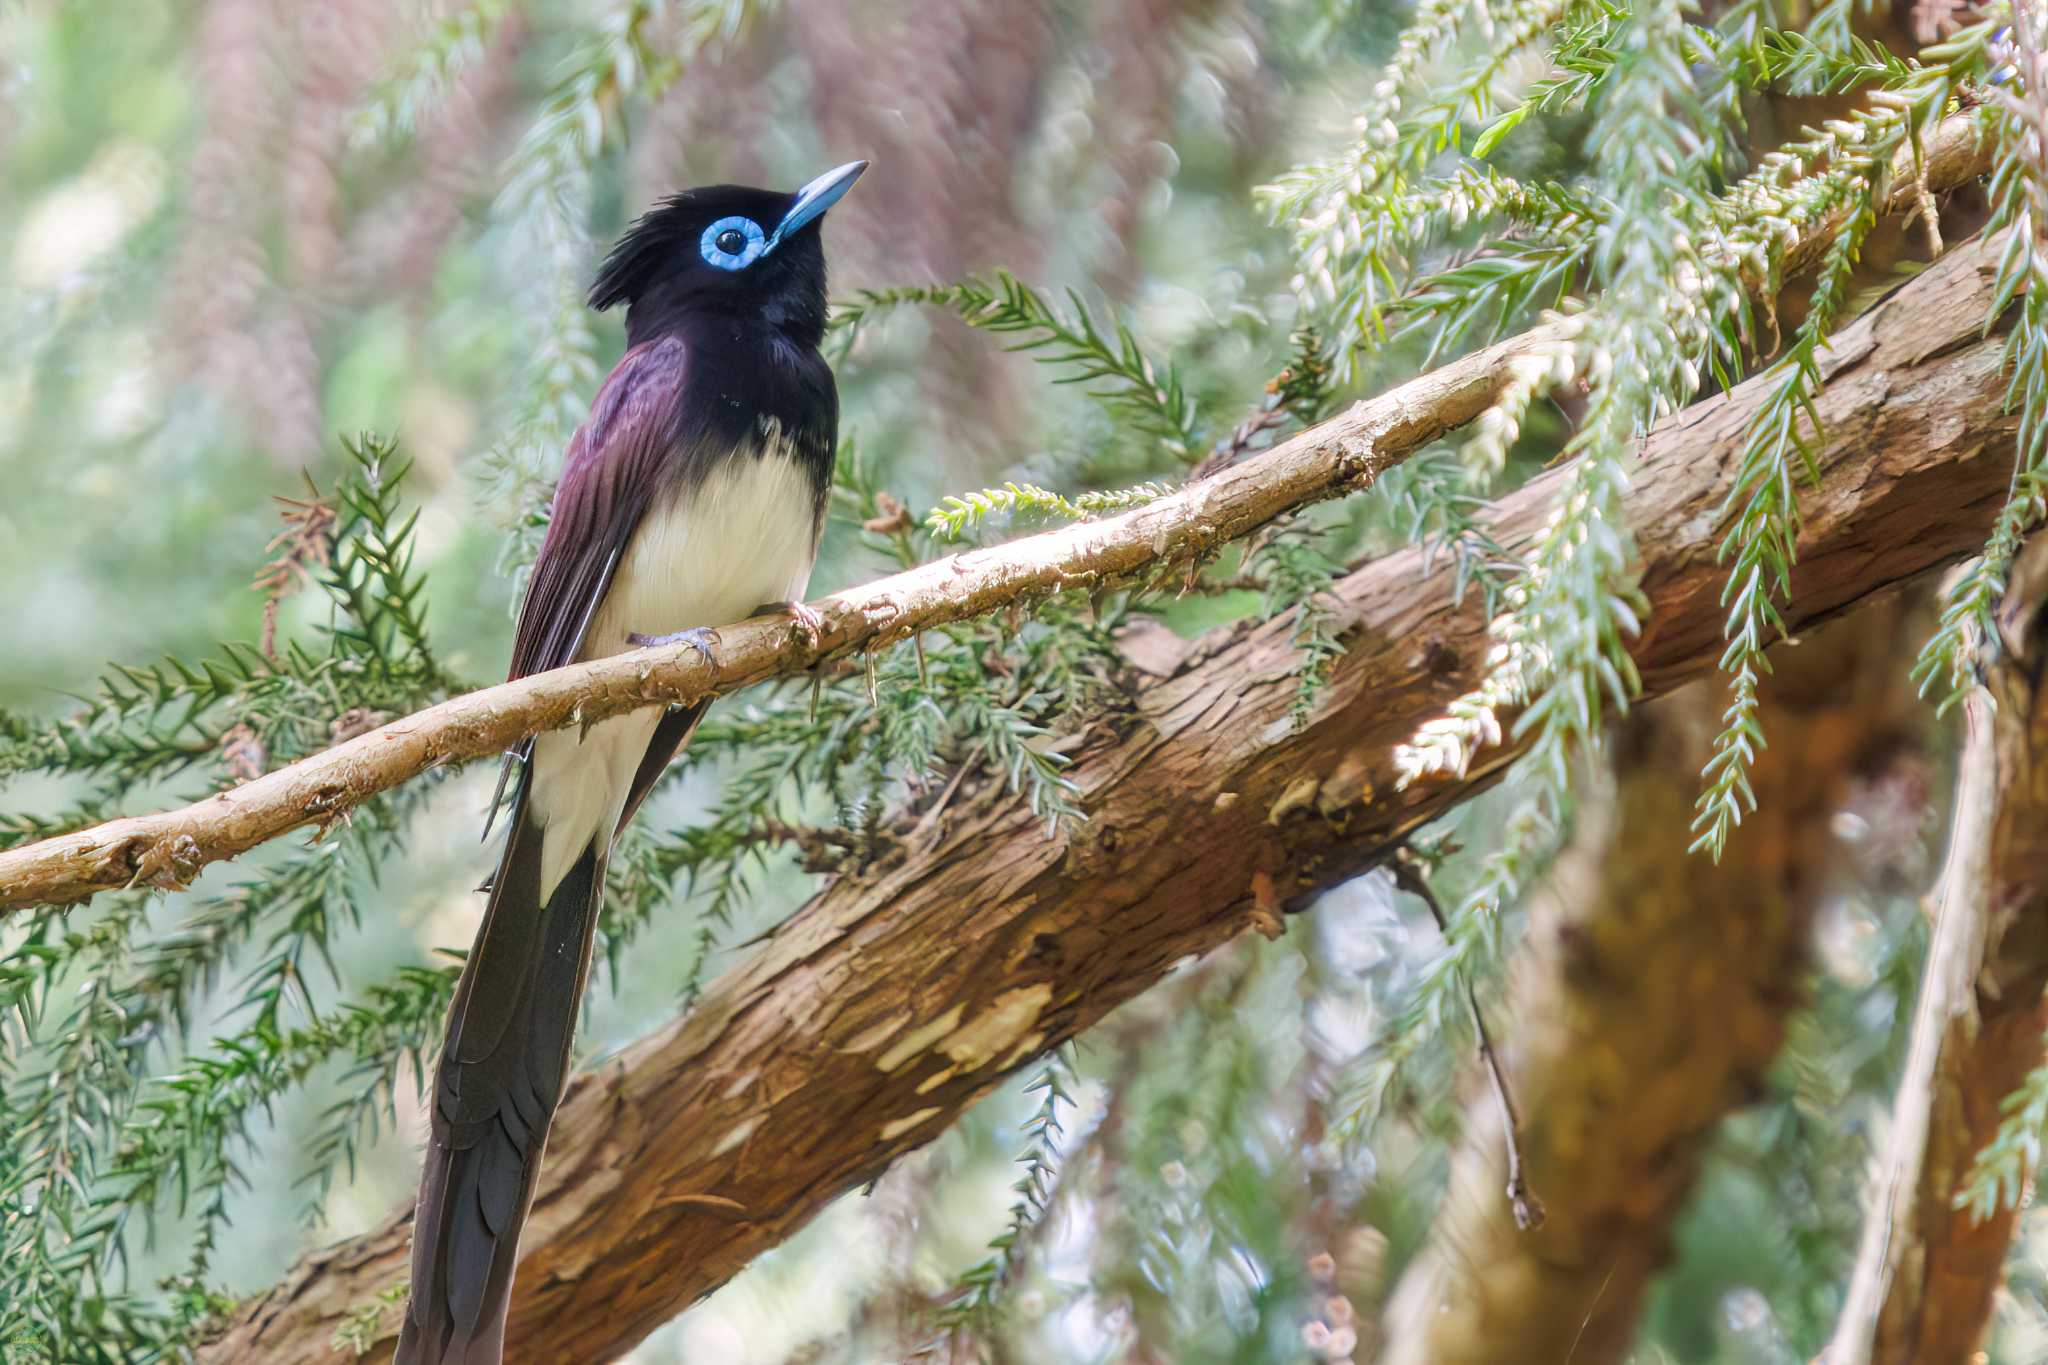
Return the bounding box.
[0,112,1995,916]
[199,228,2024,1363]
[1825,535,2048,1365]
[0,319,1557,914]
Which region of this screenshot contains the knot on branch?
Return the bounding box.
[127,832,205,894]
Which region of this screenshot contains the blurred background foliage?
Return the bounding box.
[0,0,2042,1362]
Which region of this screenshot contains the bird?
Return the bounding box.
[395,159,867,1365]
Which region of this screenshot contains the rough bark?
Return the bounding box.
[0,109,1994,917]
[1378,608,1922,1365]
[196,229,2024,1364]
[1826,536,2048,1365]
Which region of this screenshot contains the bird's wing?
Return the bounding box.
[465,333,694,1047]
[511,334,691,681]
[481,336,694,836]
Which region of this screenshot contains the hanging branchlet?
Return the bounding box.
[348,0,517,148]
[932,1054,1078,1342]
[252,475,337,660]
[1917,15,2048,711]
[1691,177,1883,859]
[1261,0,1575,371]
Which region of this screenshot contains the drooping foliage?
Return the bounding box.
[2,1,2047,1362]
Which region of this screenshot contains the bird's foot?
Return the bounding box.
[755,599,825,651]
[629,626,721,666]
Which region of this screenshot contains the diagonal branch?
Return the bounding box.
[200,228,2025,1364]
[0,110,1995,916]
[0,316,1553,915]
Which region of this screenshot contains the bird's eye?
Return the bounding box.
[700,215,767,271]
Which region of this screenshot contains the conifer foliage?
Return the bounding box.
[3,1,2048,1362]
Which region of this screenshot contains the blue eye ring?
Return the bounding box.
[700,215,767,271]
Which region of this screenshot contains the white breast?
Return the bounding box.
[528,442,821,892]
[583,443,821,658]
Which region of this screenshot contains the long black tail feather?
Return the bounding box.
[396,792,605,1365]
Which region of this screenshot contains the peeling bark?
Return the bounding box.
[1826,536,2048,1365]
[195,230,2026,1364]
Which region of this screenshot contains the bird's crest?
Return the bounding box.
[588,193,699,312]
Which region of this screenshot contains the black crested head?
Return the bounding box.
[589,161,866,351]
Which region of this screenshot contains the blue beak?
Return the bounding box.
[768,160,868,251]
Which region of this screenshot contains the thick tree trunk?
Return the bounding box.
[1379,607,1922,1364]
[196,231,2025,1364]
[1826,536,2048,1364]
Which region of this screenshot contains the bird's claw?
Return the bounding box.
[750,600,825,651]
[629,627,721,666]
[783,600,825,651]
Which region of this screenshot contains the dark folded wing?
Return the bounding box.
[483,336,691,832]
[509,334,691,681]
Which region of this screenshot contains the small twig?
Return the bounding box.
[217,722,268,786]
[1391,850,1545,1231]
[861,490,914,537]
[902,763,973,851]
[754,816,863,872]
[1191,329,1331,480]
[252,474,337,660]
[1192,403,1290,480]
